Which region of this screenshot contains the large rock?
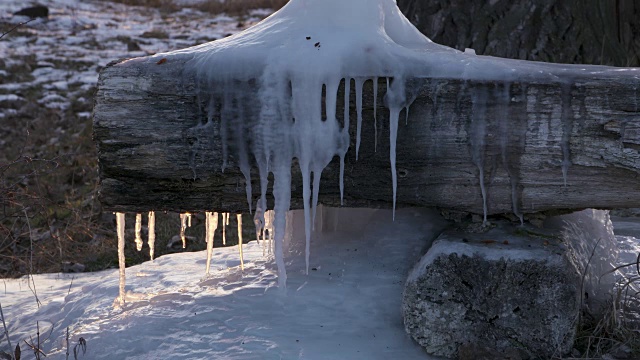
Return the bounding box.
[402,223,580,359]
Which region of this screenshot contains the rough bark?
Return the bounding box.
[398,0,640,67]
[93,56,640,215]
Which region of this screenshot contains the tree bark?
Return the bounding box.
[93,56,640,215]
[398,0,640,67]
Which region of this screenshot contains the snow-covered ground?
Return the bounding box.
[0,0,265,115]
[2,208,448,359]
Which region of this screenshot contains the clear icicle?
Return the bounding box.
[237,214,244,271]
[148,211,155,260]
[301,166,312,275]
[389,106,399,220]
[273,159,292,288]
[205,211,218,275]
[355,78,364,160]
[179,213,188,249]
[470,87,489,225]
[253,200,264,245]
[134,213,143,251]
[386,77,404,220]
[373,77,378,152]
[116,212,126,306]
[311,169,321,230]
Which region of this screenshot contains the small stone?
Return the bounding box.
[62,262,85,273]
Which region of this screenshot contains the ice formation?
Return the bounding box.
[148,211,156,260]
[205,211,218,274]
[134,213,143,251]
[179,213,192,248]
[237,214,245,270]
[116,212,126,305]
[167,0,593,285]
[222,212,228,246]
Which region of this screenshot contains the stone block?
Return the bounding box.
[402,224,580,358]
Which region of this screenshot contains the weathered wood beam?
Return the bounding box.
[94,56,640,215]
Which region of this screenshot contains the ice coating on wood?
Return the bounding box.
[148,211,156,260]
[116,212,126,306]
[168,0,606,285]
[134,213,143,252]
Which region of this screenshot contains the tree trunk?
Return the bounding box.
[398,0,640,67]
[93,55,640,215]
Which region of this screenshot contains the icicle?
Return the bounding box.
[404,106,410,125]
[373,77,378,152]
[311,169,321,230]
[265,210,274,255]
[205,211,218,275]
[253,200,264,245]
[339,156,345,206]
[187,213,192,228]
[179,213,188,249]
[273,161,292,288]
[470,87,489,225]
[116,212,126,306]
[355,78,364,160]
[389,106,399,220]
[301,165,312,275]
[497,84,523,224]
[148,211,155,260]
[560,83,573,187]
[222,213,228,245]
[386,77,404,220]
[339,78,351,205]
[237,214,244,271]
[134,213,143,251]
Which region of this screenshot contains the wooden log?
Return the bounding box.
[93,55,640,215]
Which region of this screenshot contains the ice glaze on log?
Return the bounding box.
[94,56,640,214]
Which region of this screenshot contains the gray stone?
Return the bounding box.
[402,223,580,359]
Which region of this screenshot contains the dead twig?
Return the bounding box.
[0,19,35,41]
[0,302,12,354]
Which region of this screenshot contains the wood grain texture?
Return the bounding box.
[94,56,640,215]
